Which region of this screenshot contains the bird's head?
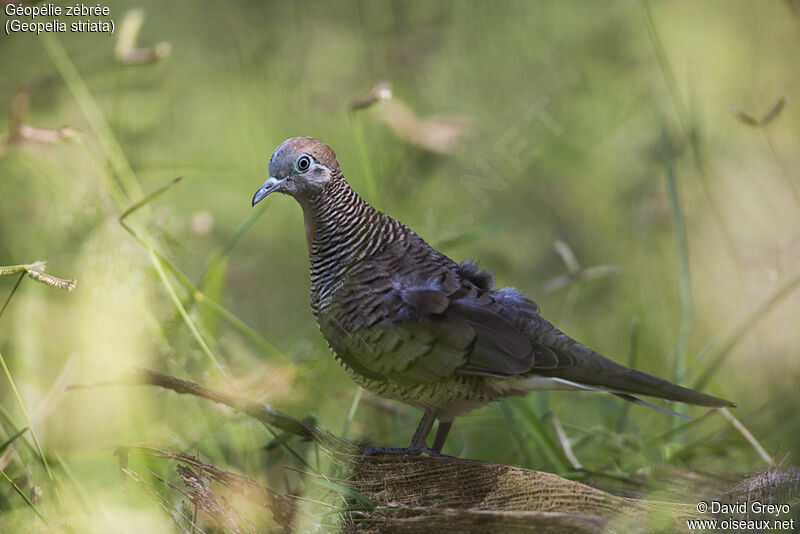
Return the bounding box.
[251,137,341,206]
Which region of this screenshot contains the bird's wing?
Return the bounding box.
[320,245,734,408]
[318,281,468,384]
[318,247,548,384]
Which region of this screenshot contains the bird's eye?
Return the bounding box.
[296,155,312,172]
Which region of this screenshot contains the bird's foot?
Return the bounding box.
[361,446,454,458]
[361,446,423,457]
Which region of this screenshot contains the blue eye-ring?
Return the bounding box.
[296,154,312,172]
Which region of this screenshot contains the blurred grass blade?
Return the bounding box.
[292,468,375,511]
[44,27,241,393]
[40,33,142,202]
[38,36,238,390]
[118,178,231,381]
[341,386,363,438]
[197,206,267,286]
[718,408,774,466]
[323,503,374,516]
[661,127,691,392]
[639,1,686,130]
[197,257,227,339]
[499,402,532,466]
[188,207,268,320]
[507,398,571,473]
[549,413,582,470]
[119,178,290,370]
[0,467,50,526]
[149,249,230,381]
[118,176,182,222]
[646,409,717,447]
[0,272,25,321]
[126,216,292,366]
[640,0,741,268]
[616,317,641,433]
[0,348,61,505]
[193,291,287,363]
[0,426,28,455]
[52,451,93,513]
[0,349,46,463]
[692,265,800,390]
[121,468,198,534]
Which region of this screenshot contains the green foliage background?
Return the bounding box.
[1,1,799,531]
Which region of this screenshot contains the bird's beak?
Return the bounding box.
[252,177,281,206]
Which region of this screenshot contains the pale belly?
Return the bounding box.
[328,346,497,420]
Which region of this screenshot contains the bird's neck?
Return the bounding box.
[300,176,380,252]
[299,176,393,309]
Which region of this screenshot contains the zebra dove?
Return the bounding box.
[251,136,735,456]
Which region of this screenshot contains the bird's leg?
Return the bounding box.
[431,420,452,453]
[362,408,438,456]
[408,408,437,449]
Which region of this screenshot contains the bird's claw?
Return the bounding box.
[361,446,454,458]
[361,446,423,457]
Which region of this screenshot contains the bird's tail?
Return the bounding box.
[533,334,736,410]
[563,357,734,408]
